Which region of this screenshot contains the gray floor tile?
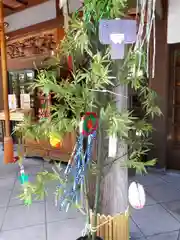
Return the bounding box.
[0,177,15,191]
[0,164,18,179]
[132,204,180,236]
[0,208,6,228]
[161,200,180,222]
[160,174,180,189]
[131,174,166,187]
[0,224,46,240]
[2,203,45,231]
[43,162,54,173]
[22,164,44,176]
[146,183,180,203]
[23,158,44,166]
[47,218,85,240]
[146,231,179,240]
[130,238,146,240]
[145,194,157,206]
[0,189,11,207]
[136,238,147,240]
[130,218,144,239]
[46,200,83,223]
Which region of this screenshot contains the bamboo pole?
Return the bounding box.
[0,0,14,164]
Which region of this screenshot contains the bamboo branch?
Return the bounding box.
[92,124,102,240]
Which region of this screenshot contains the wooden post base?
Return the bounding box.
[3,136,14,164]
[91,211,129,240]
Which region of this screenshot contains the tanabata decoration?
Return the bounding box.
[18,165,32,206]
[13,156,20,163]
[99,19,137,59]
[55,113,98,212]
[49,133,62,148]
[108,134,117,158]
[67,55,73,72]
[128,181,146,209]
[81,112,98,136]
[99,19,136,157]
[38,92,51,120]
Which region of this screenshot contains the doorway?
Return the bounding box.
[167,44,180,169]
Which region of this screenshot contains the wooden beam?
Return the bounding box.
[16,0,28,6]
[161,0,168,20]
[3,3,14,11]
[7,16,64,40]
[5,0,49,16]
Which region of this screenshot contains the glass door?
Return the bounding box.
[8,70,36,142]
[8,70,35,109]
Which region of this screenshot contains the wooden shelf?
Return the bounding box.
[0,108,33,121]
[23,132,76,162]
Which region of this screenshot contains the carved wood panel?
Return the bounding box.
[7,29,57,59]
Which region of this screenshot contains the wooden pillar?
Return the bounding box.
[149,8,168,168]
[0,0,14,164]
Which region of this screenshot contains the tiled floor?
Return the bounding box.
[130,170,180,240]
[0,151,180,240]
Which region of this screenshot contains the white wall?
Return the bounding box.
[5,0,56,33]
[167,0,180,44]
[68,0,82,13]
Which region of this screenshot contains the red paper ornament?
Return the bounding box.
[81,112,98,136]
[67,56,73,71]
[13,156,20,163]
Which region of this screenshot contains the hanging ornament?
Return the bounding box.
[108,134,117,158]
[134,0,156,78]
[18,165,32,206]
[55,113,98,212]
[38,92,51,120]
[99,19,136,59]
[67,55,73,72]
[13,156,19,163]
[81,112,98,136]
[19,165,29,184]
[128,182,146,209]
[49,133,62,148]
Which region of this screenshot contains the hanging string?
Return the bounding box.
[135,0,156,78]
[135,0,146,72]
[88,89,128,99]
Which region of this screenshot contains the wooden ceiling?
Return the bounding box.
[3,0,49,16]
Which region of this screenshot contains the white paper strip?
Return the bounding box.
[20,94,31,109]
[108,134,117,158]
[8,94,17,110]
[110,33,124,44]
[79,118,84,134]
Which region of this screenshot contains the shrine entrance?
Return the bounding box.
[167,43,180,170]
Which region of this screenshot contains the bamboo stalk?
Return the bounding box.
[104,216,109,240]
[92,126,102,240]
[108,216,113,240]
[113,217,117,240]
[0,0,14,164]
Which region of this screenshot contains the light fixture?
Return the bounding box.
[4,22,9,28]
[51,50,55,56]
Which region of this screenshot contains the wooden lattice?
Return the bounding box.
[90,211,129,240]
